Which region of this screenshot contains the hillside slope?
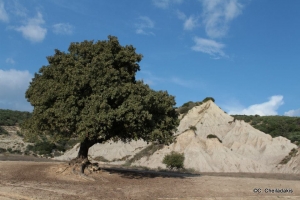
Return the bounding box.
[133,100,299,173]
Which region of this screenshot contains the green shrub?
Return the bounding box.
[26,141,56,155]
[16,131,24,137]
[279,148,298,164]
[163,151,185,169]
[207,134,222,143]
[7,148,12,153]
[0,147,6,153]
[189,125,197,131]
[0,126,9,135]
[202,97,215,103]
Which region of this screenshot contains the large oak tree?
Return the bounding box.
[22,36,179,171]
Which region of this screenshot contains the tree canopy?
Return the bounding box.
[22,36,179,162]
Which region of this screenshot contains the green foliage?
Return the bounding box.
[202,97,215,103]
[22,36,179,148]
[207,134,222,143]
[177,97,215,115]
[231,115,300,143]
[26,141,56,155]
[189,125,197,131]
[177,101,203,115]
[279,148,298,164]
[16,131,24,137]
[0,109,32,126]
[0,147,6,153]
[162,151,185,169]
[0,126,9,135]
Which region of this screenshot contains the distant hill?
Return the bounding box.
[231,115,300,144]
[0,109,32,126]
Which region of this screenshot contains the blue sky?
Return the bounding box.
[0,0,299,116]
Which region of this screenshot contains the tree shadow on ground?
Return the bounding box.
[101,167,201,179]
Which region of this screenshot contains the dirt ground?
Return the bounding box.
[0,158,300,200]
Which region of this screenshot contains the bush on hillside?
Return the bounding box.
[177,101,203,115]
[177,97,215,115]
[189,125,197,131]
[124,143,164,166]
[0,126,9,135]
[163,151,185,169]
[279,148,298,164]
[207,134,222,143]
[0,147,6,153]
[202,97,215,103]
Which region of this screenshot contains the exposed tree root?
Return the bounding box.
[69,158,103,181]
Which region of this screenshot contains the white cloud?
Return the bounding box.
[192,37,226,58]
[14,12,47,42]
[176,11,198,31]
[176,10,186,20]
[53,23,74,35]
[184,16,198,31]
[137,71,163,85]
[135,16,155,35]
[227,95,284,116]
[0,69,33,111]
[9,0,27,17]
[153,0,183,9]
[284,109,300,117]
[201,0,243,38]
[0,0,9,22]
[5,58,15,64]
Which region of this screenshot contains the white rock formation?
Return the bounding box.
[133,100,298,173]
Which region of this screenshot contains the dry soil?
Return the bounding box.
[0,157,299,200]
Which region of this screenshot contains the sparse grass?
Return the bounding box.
[123,143,164,166]
[93,156,110,162]
[279,148,298,164]
[158,167,197,174]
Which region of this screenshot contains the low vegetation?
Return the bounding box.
[0,109,31,126]
[177,97,215,115]
[93,156,110,162]
[279,148,298,164]
[207,134,222,143]
[189,125,197,131]
[124,143,164,166]
[231,115,300,144]
[0,126,9,135]
[163,151,185,169]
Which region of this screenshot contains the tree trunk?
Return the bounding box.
[77,138,95,160]
[70,137,97,174]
